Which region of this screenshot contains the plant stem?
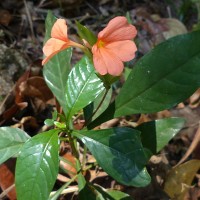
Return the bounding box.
[84,88,109,127]
[49,174,78,199]
[82,145,87,168]
[68,130,79,159]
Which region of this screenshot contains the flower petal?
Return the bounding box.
[42,38,69,65]
[105,40,137,61]
[92,45,124,76]
[98,16,137,42]
[51,19,69,41]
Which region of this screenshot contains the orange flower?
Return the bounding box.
[42,19,84,65]
[92,16,137,76]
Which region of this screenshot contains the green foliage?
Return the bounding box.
[73,127,151,187]
[137,117,185,154]
[0,127,30,165]
[15,130,60,200]
[76,21,97,46]
[65,56,105,122]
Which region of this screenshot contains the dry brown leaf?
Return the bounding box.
[0,9,12,26]
[0,159,16,200]
[60,152,77,179]
[130,7,187,53]
[18,76,53,102]
[164,160,200,200]
[188,89,200,108]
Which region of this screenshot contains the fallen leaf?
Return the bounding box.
[60,152,77,179]
[0,159,16,200]
[164,160,200,200]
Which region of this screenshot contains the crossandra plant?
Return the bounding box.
[0,11,200,200]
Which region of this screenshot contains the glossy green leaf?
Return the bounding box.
[137,117,185,154]
[78,173,98,200]
[106,189,132,200]
[0,127,30,165]
[115,30,200,117]
[43,11,72,115]
[65,56,105,121]
[73,127,151,187]
[15,130,60,200]
[76,21,97,46]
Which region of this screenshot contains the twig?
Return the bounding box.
[23,0,36,42]
[50,186,78,196]
[175,122,200,167]
[0,184,15,199]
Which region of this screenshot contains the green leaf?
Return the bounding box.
[73,127,151,187]
[137,117,185,154]
[15,129,60,200]
[43,11,56,44]
[78,173,99,200]
[106,189,132,200]
[65,56,105,121]
[115,30,200,117]
[76,21,97,46]
[0,127,30,165]
[43,11,72,116]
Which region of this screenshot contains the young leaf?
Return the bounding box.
[76,21,97,46]
[115,30,200,117]
[137,117,185,154]
[73,127,151,187]
[0,127,30,165]
[43,11,72,116]
[65,56,105,122]
[15,129,60,200]
[96,186,133,200]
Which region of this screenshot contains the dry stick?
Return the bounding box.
[23,0,36,42]
[0,184,15,199]
[175,122,200,167]
[50,186,78,196]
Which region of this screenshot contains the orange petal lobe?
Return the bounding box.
[106,40,137,61]
[92,45,124,76]
[98,16,137,42]
[42,38,70,65]
[51,19,68,41]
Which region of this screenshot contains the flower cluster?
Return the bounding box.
[42,16,137,76]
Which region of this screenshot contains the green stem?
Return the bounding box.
[49,174,78,200]
[82,145,88,168]
[68,131,79,159]
[84,88,109,127]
